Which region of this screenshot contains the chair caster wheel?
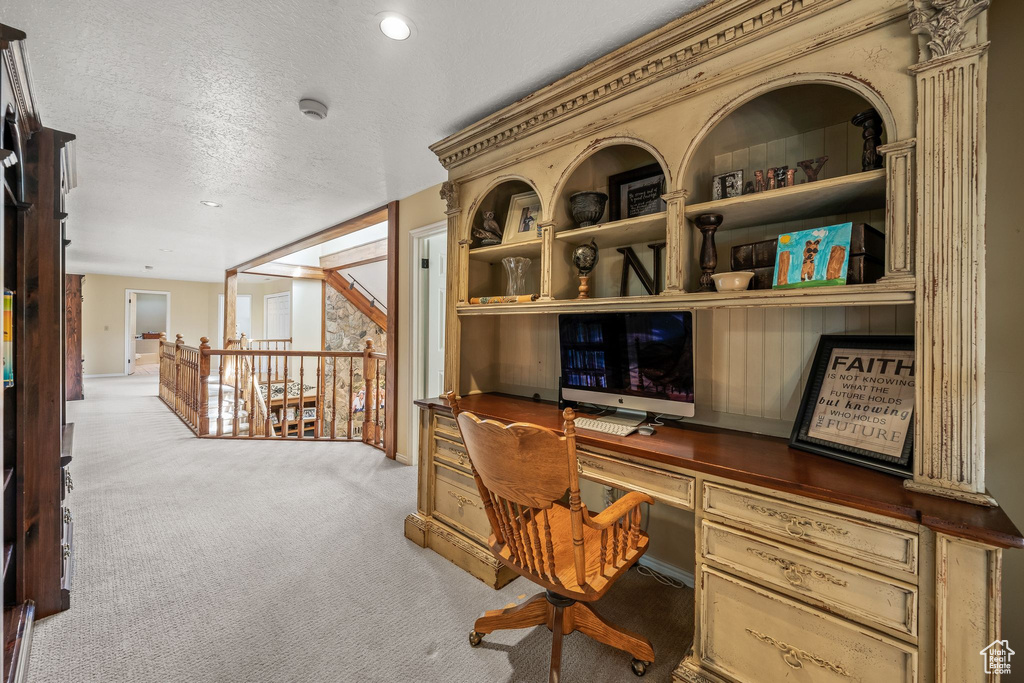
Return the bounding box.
[469,631,483,647]
[631,659,649,677]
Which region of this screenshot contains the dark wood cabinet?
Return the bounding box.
[3,23,76,680]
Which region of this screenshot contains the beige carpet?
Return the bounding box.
[30,375,694,683]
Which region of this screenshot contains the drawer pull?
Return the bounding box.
[747,548,848,589]
[448,490,481,510]
[745,629,851,677]
[745,503,849,539]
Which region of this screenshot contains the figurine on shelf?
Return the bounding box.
[851,108,884,171]
[572,240,599,299]
[473,211,503,246]
[753,169,767,193]
[798,156,829,183]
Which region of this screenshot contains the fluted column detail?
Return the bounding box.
[877,139,916,285]
[538,221,556,301]
[905,37,992,503]
[661,189,691,294]
[440,181,463,395]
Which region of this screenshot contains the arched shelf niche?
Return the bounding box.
[465,176,544,301]
[550,141,671,300]
[682,83,888,203]
[680,83,892,292]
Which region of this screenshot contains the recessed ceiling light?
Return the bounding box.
[200,200,222,207]
[378,12,412,40]
[160,248,173,253]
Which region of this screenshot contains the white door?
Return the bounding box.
[264,292,291,378]
[127,293,137,375]
[425,232,446,399]
[264,292,291,339]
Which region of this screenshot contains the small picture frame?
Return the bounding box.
[790,334,915,477]
[608,163,666,221]
[711,170,744,200]
[502,191,542,244]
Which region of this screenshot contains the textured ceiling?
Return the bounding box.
[1,0,708,282]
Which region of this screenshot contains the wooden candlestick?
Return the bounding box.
[695,213,723,292]
[577,275,591,299]
[851,108,884,171]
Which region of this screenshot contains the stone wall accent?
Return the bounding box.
[323,287,386,438]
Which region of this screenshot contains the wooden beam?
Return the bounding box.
[231,205,388,273]
[242,262,324,280]
[324,270,387,331]
[223,270,237,346]
[320,239,387,271]
[384,200,399,460]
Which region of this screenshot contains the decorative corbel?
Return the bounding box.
[908,0,990,60]
[439,180,460,215]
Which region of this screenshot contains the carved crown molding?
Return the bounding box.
[908,0,989,60]
[439,180,460,214]
[430,0,842,171]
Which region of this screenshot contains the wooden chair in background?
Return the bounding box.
[447,392,655,681]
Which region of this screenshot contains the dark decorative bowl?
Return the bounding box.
[569,191,608,228]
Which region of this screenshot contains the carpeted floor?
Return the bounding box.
[30,375,694,683]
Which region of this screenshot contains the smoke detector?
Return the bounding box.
[299,99,328,120]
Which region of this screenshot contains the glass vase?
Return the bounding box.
[502,257,531,297]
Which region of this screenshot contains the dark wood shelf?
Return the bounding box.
[416,393,1024,550]
[3,602,35,683]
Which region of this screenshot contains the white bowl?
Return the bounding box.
[711,271,754,292]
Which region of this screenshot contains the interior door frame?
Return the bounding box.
[123,289,171,375]
[407,220,447,466]
[263,291,292,339]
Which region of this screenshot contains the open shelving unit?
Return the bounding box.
[553,211,667,249]
[467,238,542,263]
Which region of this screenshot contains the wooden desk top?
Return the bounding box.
[416,393,1023,550]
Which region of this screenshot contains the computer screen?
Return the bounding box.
[558,311,694,416]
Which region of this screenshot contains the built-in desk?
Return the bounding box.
[405,393,1021,683]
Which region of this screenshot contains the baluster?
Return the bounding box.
[198,338,210,436]
[174,335,183,417]
[232,351,240,436]
[362,340,373,443]
[281,356,289,438]
[501,499,524,566]
[315,356,323,439]
[611,518,620,567]
[507,500,533,572]
[541,509,557,583]
[217,353,225,436]
[348,357,354,439]
[629,507,640,551]
[265,353,272,438]
[331,357,338,439]
[490,493,511,547]
[298,356,305,439]
[251,352,258,437]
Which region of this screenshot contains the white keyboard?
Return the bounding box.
[574,417,638,437]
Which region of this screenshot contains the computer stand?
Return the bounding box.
[593,408,647,428]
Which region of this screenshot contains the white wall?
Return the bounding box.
[291,279,322,351]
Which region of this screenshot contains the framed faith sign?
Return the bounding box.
[791,335,915,477]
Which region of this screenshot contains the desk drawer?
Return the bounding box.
[433,434,471,474]
[433,463,490,543]
[703,483,917,576]
[700,567,917,683]
[434,412,460,439]
[577,449,694,509]
[701,520,917,637]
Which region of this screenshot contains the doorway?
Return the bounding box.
[217,294,253,344]
[264,291,291,339]
[409,221,447,464]
[124,290,170,375]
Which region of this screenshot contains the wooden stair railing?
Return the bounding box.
[158,335,385,446]
[324,270,387,330]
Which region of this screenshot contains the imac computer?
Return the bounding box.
[558,311,695,431]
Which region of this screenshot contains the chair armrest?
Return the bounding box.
[583,491,654,531]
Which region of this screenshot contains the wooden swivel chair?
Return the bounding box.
[447,392,655,681]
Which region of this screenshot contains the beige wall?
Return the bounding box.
[396,184,448,462]
[292,279,323,351]
[984,0,1023,649]
[81,274,217,376]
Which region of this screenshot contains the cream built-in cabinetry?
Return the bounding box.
[406,1,1018,681]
